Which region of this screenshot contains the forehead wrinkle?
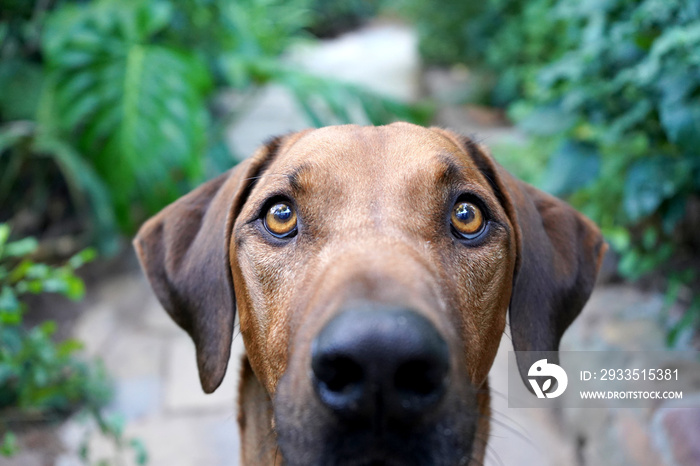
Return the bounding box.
[433,148,501,202]
[435,152,465,186]
[399,149,482,201]
[249,159,323,201]
[270,141,384,201]
[286,162,314,194]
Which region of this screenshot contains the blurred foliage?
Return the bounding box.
[402,0,700,337]
[510,1,700,286]
[306,0,382,38]
[41,0,212,232]
[0,224,146,464]
[398,0,571,106]
[0,0,428,250]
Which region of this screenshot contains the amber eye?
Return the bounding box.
[264,202,297,237]
[451,201,485,239]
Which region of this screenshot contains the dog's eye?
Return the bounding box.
[451,201,484,239]
[264,202,297,238]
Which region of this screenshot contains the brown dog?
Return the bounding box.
[134,123,606,466]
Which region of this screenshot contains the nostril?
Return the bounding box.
[310,306,450,421]
[313,354,364,393]
[395,359,445,397]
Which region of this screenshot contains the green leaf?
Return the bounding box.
[603,226,630,252]
[8,260,33,283]
[129,438,149,465]
[617,249,642,280]
[0,363,17,386]
[16,280,42,294]
[0,121,35,196]
[229,58,431,127]
[41,278,69,295]
[26,264,50,280]
[67,248,97,270]
[0,60,45,120]
[516,105,577,136]
[38,320,57,337]
[0,224,9,251]
[3,238,39,259]
[540,140,600,196]
[62,276,86,301]
[100,413,126,438]
[667,298,700,347]
[44,0,211,230]
[57,339,84,357]
[642,226,657,250]
[662,196,688,234]
[623,156,690,222]
[1,432,18,457]
[32,137,119,254]
[0,286,20,314]
[659,101,700,152]
[0,309,22,325]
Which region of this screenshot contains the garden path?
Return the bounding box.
[44,21,687,466]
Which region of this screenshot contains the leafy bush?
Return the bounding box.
[306,0,382,38]
[0,223,144,464]
[398,0,569,105]
[403,0,700,337]
[511,1,700,280]
[0,0,428,249]
[41,1,213,231]
[0,225,99,411]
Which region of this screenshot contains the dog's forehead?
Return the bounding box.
[266,124,486,191]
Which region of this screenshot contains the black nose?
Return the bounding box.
[311,304,449,423]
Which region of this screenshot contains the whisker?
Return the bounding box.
[488,419,538,453]
[482,437,505,466]
[242,172,289,183]
[488,407,531,439]
[486,387,508,401]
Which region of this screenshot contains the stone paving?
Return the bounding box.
[45,21,698,466]
[55,271,243,466]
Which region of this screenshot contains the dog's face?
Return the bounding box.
[233,125,515,464]
[135,123,606,466]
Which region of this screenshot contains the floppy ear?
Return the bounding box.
[133,137,285,393]
[497,162,607,383]
[433,128,607,385]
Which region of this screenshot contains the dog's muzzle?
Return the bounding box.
[311,303,450,426]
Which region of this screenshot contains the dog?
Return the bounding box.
[134,123,606,466]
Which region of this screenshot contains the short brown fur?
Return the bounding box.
[134,123,606,465]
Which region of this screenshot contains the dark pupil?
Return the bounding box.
[455,204,474,223]
[273,204,292,221]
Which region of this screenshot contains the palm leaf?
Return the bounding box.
[43,0,212,230]
[32,136,119,254]
[221,56,433,128]
[0,123,35,206]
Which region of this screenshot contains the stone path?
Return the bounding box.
[56,271,244,466]
[49,21,698,466]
